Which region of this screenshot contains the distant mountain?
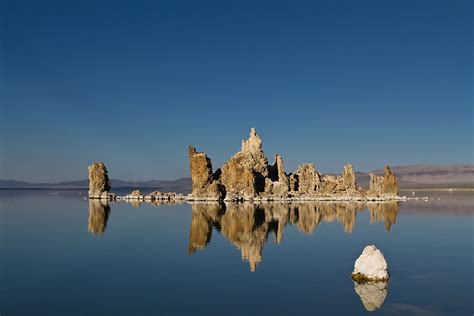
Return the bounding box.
[357,164,474,189]
[0,177,193,192]
[1,164,472,191]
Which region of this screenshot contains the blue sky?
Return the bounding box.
[1,0,472,182]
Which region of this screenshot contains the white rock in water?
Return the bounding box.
[352,245,389,281]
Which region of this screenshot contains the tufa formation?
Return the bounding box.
[88,162,112,199]
[188,128,399,201]
[352,245,390,282]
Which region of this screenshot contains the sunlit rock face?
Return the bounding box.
[290,163,321,194]
[220,128,269,199]
[187,128,399,201]
[354,281,388,311]
[367,165,400,198]
[88,162,111,198]
[88,199,111,235]
[188,145,225,200]
[352,245,390,281]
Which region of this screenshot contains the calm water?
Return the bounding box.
[1,190,472,315]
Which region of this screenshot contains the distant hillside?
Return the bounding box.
[322,164,473,189]
[365,164,474,189]
[0,178,193,193]
[1,164,472,191]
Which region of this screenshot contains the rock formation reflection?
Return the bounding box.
[353,281,388,311]
[88,199,111,235]
[188,202,399,271]
[367,201,399,231]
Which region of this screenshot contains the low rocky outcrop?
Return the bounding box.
[117,190,186,201]
[88,162,112,199]
[352,245,390,281]
[367,165,400,198]
[187,128,400,201]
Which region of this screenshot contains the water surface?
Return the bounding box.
[1,190,472,315]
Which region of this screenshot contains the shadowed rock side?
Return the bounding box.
[188,202,399,271]
[188,128,399,201]
[88,162,112,199]
[88,199,111,235]
[354,281,388,311]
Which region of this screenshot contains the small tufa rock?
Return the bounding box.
[130,190,141,196]
[88,162,111,199]
[352,245,389,282]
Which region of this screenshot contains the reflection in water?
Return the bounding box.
[188,202,399,271]
[88,200,111,235]
[353,281,388,311]
[368,201,399,231]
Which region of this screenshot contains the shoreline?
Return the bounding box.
[89,193,432,203]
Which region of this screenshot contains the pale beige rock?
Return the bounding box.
[130,189,141,196]
[352,245,390,281]
[266,155,289,196]
[367,165,400,197]
[188,145,225,200]
[186,128,399,201]
[88,162,111,198]
[291,163,321,194]
[220,128,269,199]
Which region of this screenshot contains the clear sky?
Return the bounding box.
[1,0,472,182]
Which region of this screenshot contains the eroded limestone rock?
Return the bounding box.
[367,165,399,198]
[352,245,390,281]
[188,145,225,200]
[186,128,399,201]
[265,155,289,197]
[291,163,321,194]
[88,162,111,199]
[220,128,269,199]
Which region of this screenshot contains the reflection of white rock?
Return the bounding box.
[354,281,388,311]
[352,245,389,281]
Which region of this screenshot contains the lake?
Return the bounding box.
[1,190,472,315]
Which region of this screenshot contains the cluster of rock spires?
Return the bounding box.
[188,128,399,202]
[88,128,399,202]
